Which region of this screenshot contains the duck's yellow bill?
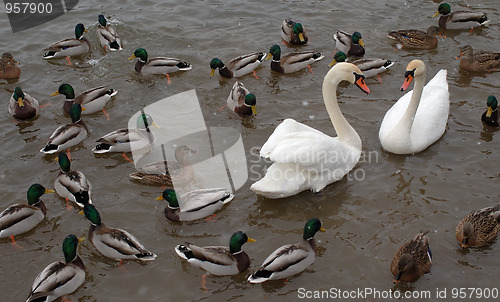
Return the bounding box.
[251,105,257,116]
[320,227,326,232]
[45,189,55,193]
[50,91,60,97]
[486,106,493,117]
[128,54,136,61]
[328,59,337,68]
[210,68,215,77]
[359,39,366,47]
[432,11,440,18]
[247,237,256,243]
[265,53,273,61]
[17,97,24,108]
[155,195,164,201]
[298,33,305,42]
[78,237,85,243]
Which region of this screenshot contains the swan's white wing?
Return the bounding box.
[411,69,449,148]
[260,119,339,168]
[379,89,412,140]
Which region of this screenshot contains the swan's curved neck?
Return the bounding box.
[401,72,426,133]
[322,74,361,148]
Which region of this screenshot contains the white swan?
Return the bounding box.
[250,63,370,199]
[379,60,449,154]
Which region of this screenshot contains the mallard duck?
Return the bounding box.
[334,30,365,56]
[266,44,323,74]
[0,184,54,245]
[82,203,156,261]
[433,3,489,30]
[175,231,255,275]
[51,83,117,115]
[482,96,499,127]
[55,152,92,207]
[40,104,88,154]
[92,114,157,154]
[390,232,432,284]
[328,51,394,78]
[227,81,257,116]
[97,14,122,51]
[456,205,500,248]
[128,48,192,78]
[457,45,500,72]
[281,18,308,45]
[8,87,39,120]
[248,218,325,283]
[26,234,85,302]
[157,188,234,222]
[379,60,449,154]
[210,52,267,78]
[250,63,370,198]
[129,145,195,185]
[42,23,90,60]
[387,26,440,49]
[0,52,21,79]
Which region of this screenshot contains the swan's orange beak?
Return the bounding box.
[354,73,370,94]
[401,71,414,91]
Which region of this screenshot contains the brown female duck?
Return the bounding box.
[390,232,432,284]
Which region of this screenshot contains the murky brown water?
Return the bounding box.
[1,0,499,301]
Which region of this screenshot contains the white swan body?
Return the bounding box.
[250,63,370,199]
[379,60,449,154]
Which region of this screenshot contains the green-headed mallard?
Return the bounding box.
[82,203,157,261]
[42,24,90,60]
[55,152,92,208]
[8,87,39,120]
[482,96,499,127]
[227,81,257,116]
[456,205,500,248]
[266,44,323,74]
[281,18,308,45]
[0,184,54,245]
[433,3,489,30]
[334,30,365,57]
[328,51,394,78]
[0,52,21,79]
[26,234,85,302]
[248,218,325,283]
[387,26,440,50]
[175,231,255,275]
[128,48,192,78]
[51,83,117,115]
[379,60,449,155]
[250,63,370,199]
[157,188,234,222]
[40,104,88,154]
[97,14,122,51]
[457,45,500,72]
[391,232,432,284]
[129,145,195,185]
[210,52,267,78]
[92,114,156,154]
